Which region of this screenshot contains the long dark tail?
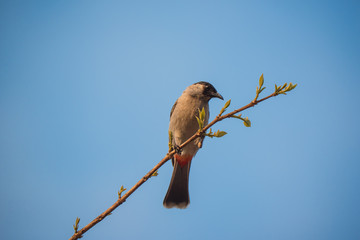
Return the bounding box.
[163,161,191,209]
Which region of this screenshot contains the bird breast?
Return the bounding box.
[169,95,209,156]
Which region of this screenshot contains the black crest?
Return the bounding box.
[195,81,218,97]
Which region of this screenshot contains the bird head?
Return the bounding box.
[185,81,223,101]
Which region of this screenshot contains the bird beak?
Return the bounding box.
[212,92,224,100]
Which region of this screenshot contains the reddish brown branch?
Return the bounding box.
[69,91,278,240]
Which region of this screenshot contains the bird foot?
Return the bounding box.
[173,144,182,154]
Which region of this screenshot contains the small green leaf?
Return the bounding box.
[282,83,287,90]
[73,217,80,233]
[285,83,292,91]
[216,131,227,137]
[243,117,251,127]
[196,108,206,129]
[224,99,231,110]
[118,185,127,198]
[152,171,158,177]
[205,128,227,138]
[199,107,205,121]
[195,116,203,129]
[220,99,231,115]
[259,73,264,87]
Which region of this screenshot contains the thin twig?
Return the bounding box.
[69,91,279,240]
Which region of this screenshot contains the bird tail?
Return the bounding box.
[163,159,191,209]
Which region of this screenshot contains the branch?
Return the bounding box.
[69,75,297,240]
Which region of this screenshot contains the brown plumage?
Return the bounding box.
[163,82,223,209]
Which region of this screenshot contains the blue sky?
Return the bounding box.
[1,1,359,240]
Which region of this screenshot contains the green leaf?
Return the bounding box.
[220,99,231,115]
[224,99,231,110]
[259,73,264,87]
[243,117,251,127]
[282,83,287,90]
[73,217,80,233]
[118,185,127,198]
[285,83,292,91]
[195,116,203,129]
[196,107,206,129]
[216,131,227,137]
[199,107,205,121]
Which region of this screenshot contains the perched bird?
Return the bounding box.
[163,82,223,209]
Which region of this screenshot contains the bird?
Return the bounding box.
[163,81,223,209]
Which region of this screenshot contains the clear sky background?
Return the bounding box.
[1,1,359,240]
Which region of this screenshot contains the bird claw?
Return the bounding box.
[173,144,182,154]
